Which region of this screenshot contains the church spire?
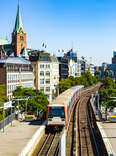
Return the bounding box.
[14,3,23,33]
[12,2,27,56]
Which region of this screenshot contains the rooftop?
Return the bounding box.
[0,57,30,65]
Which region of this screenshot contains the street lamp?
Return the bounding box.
[13,96,36,120]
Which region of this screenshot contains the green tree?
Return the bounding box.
[0,84,6,106]
[74,77,82,85]
[109,70,114,78]
[58,71,96,93]
[95,70,101,78]
[104,70,114,78]
[99,78,116,109]
[80,71,94,87]
[100,77,115,89]
[13,86,49,114]
[59,78,72,93]
[104,70,110,78]
[0,84,7,120]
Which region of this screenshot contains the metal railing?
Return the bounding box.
[0,112,16,131]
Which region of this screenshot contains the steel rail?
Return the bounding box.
[77,85,101,156]
[77,98,82,156]
[47,133,60,156]
[77,97,89,156]
[53,142,59,156]
[68,89,93,156]
[37,134,55,156]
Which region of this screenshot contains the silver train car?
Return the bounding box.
[46,85,84,132]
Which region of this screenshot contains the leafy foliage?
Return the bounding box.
[99,77,116,109]
[100,77,115,89]
[59,72,116,109]
[95,70,101,77]
[80,71,94,87]
[0,84,7,120]
[0,84,7,106]
[104,70,114,78]
[59,71,98,93]
[13,86,49,114]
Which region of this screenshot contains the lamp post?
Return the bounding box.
[18,99,19,120]
[13,96,36,120]
[13,97,29,120]
[25,97,29,115]
[3,107,5,132]
[37,100,40,116]
[37,107,38,116]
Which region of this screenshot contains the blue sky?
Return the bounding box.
[1,0,116,65]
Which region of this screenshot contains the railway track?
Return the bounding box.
[77,95,94,156]
[66,84,101,156]
[77,85,101,156]
[66,99,78,156]
[32,83,103,156]
[37,132,60,156]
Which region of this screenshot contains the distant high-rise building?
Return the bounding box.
[79,58,94,76]
[57,56,69,80]
[112,51,116,64]
[64,49,77,62]
[63,49,81,77]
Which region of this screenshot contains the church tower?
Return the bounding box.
[12,4,27,56]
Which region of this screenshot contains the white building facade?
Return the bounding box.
[32,54,59,102]
[0,57,34,100]
[68,59,81,77]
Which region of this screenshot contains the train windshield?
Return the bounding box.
[49,106,64,117]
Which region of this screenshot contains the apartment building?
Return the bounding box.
[31,52,59,102]
[68,59,81,77]
[0,57,34,100]
[79,58,94,76]
[57,56,69,80]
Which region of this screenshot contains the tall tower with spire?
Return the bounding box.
[12,4,27,56]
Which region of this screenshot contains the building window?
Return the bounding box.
[40,71,44,76]
[40,87,44,92]
[45,79,50,84]
[20,36,24,41]
[46,87,50,92]
[45,64,50,68]
[8,75,10,80]
[46,71,50,76]
[40,64,44,68]
[40,79,44,84]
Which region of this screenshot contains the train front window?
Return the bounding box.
[49,106,64,117]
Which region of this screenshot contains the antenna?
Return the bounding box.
[71,41,73,51]
[89,57,92,64]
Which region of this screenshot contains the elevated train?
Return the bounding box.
[46,85,84,132]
